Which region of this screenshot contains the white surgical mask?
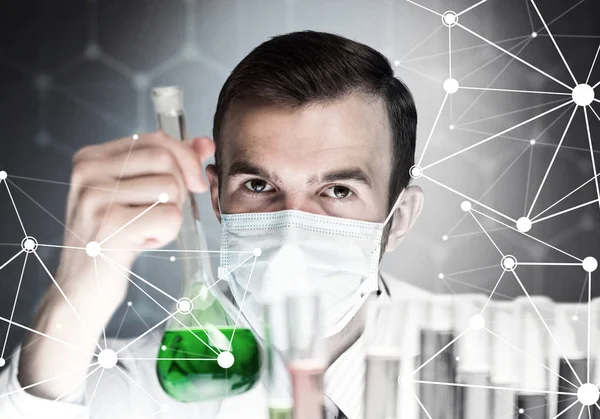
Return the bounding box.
[218,189,405,339]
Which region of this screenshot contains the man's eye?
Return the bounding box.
[244,179,273,193]
[324,185,354,199]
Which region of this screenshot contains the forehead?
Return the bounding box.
[220,94,392,179]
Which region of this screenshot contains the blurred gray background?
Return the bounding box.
[1,0,600,355]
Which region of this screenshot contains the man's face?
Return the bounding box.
[207,93,393,223]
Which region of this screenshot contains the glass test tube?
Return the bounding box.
[454,294,492,419]
[264,298,293,419]
[363,300,406,419]
[489,301,518,419]
[514,296,553,419]
[419,295,457,419]
[397,299,423,419]
[286,290,326,419]
[555,303,592,419]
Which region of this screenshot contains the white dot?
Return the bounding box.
[469,314,485,330]
[460,201,472,212]
[442,11,458,27]
[573,315,579,321]
[85,241,101,257]
[583,257,598,273]
[0,358,5,367]
[502,255,517,271]
[177,298,193,314]
[530,139,536,145]
[519,408,525,414]
[169,256,176,262]
[161,404,170,413]
[438,273,445,279]
[217,351,235,369]
[577,383,600,406]
[455,356,461,362]
[393,60,400,67]
[253,248,262,257]
[409,165,423,179]
[443,78,459,94]
[161,345,167,351]
[98,349,118,369]
[399,375,413,386]
[158,193,169,203]
[531,32,538,38]
[449,124,455,130]
[127,301,132,307]
[132,134,139,140]
[573,84,595,107]
[0,171,6,180]
[442,235,449,241]
[21,236,38,253]
[516,217,532,233]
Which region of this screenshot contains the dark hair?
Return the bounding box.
[212,30,417,213]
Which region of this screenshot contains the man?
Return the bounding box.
[0,30,424,418]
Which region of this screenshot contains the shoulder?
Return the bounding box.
[380,270,430,299]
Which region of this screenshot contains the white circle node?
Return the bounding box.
[455,356,461,362]
[0,171,6,180]
[449,124,455,130]
[177,298,193,314]
[442,235,449,241]
[442,11,458,27]
[469,314,485,330]
[583,257,598,273]
[161,404,170,413]
[399,375,413,386]
[217,351,235,369]
[98,349,118,369]
[393,60,400,67]
[577,383,600,406]
[158,193,169,203]
[127,301,132,307]
[516,217,532,233]
[572,315,579,321]
[502,255,517,271]
[530,139,536,145]
[132,134,139,141]
[85,241,101,257]
[438,273,445,279]
[460,201,472,212]
[519,408,525,414]
[21,236,38,253]
[443,78,459,94]
[0,358,5,367]
[253,248,262,257]
[169,256,176,262]
[531,32,538,38]
[573,84,595,107]
[161,345,167,351]
[409,165,423,179]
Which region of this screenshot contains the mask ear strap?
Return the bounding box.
[382,188,406,227]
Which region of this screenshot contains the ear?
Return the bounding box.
[205,164,221,223]
[384,185,424,253]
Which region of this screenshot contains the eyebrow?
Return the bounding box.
[310,167,372,188]
[228,160,281,184]
[227,160,371,188]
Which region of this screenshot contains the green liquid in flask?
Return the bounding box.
[157,327,262,402]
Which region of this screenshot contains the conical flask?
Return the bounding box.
[151,86,263,403]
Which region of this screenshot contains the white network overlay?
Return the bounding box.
[0,0,599,417]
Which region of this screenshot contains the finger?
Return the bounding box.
[96,203,182,249]
[76,175,186,211]
[74,132,204,192]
